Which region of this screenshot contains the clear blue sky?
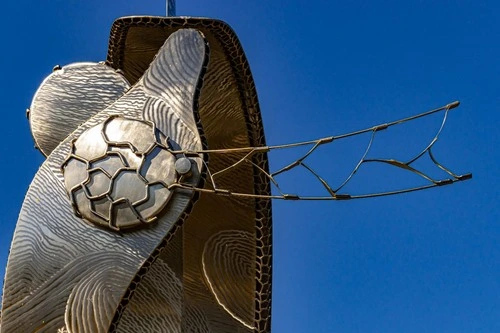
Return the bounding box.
[0,1,498,332]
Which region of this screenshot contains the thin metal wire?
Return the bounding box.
[272,140,323,177]
[406,107,449,165]
[169,101,460,155]
[334,129,377,193]
[169,101,471,200]
[168,180,463,200]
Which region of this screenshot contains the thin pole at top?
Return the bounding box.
[166,0,176,16]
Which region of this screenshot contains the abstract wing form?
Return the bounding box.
[2,14,470,333]
[2,18,273,333]
[105,18,273,333]
[3,28,209,332]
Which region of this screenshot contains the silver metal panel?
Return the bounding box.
[29,62,130,156]
[1,29,208,332]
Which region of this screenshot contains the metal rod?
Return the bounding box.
[169,101,461,155]
[166,0,176,16]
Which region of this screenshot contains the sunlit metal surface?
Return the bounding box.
[105,17,272,333]
[29,62,130,156]
[1,16,272,332]
[1,29,209,332]
[0,11,472,333]
[62,116,183,231]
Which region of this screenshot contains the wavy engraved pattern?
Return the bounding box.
[30,62,130,156]
[106,18,272,332]
[109,28,209,330]
[143,97,198,150]
[142,29,206,147]
[1,29,207,332]
[65,253,138,333]
[117,258,183,332]
[202,230,255,328]
[117,259,211,333]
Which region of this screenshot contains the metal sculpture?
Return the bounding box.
[0,6,471,333]
[62,115,183,230]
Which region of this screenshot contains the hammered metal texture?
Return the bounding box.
[29,62,130,156]
[105,17,272,333]
[0,29,208,333]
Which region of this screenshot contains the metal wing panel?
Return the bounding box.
[106,17,272,333]
[1,29,208,333]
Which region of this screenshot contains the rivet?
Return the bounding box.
[175,157,192,176]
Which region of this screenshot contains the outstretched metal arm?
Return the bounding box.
[169,101,472,200]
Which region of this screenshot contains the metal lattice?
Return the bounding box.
[168,101,471,200]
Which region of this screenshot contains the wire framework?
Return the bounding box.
[168,101,471,200]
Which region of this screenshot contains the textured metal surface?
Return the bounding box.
[1,29,208,332]
[62,116,180,230]
[29,62,130,156]
[105,17,272,333]
[202,230,256,329]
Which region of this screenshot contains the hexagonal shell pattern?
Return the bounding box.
[62,116,177,230]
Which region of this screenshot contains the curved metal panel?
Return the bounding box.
[29,62,130,157]
[105,17,272,333]
[1,29,208,332]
